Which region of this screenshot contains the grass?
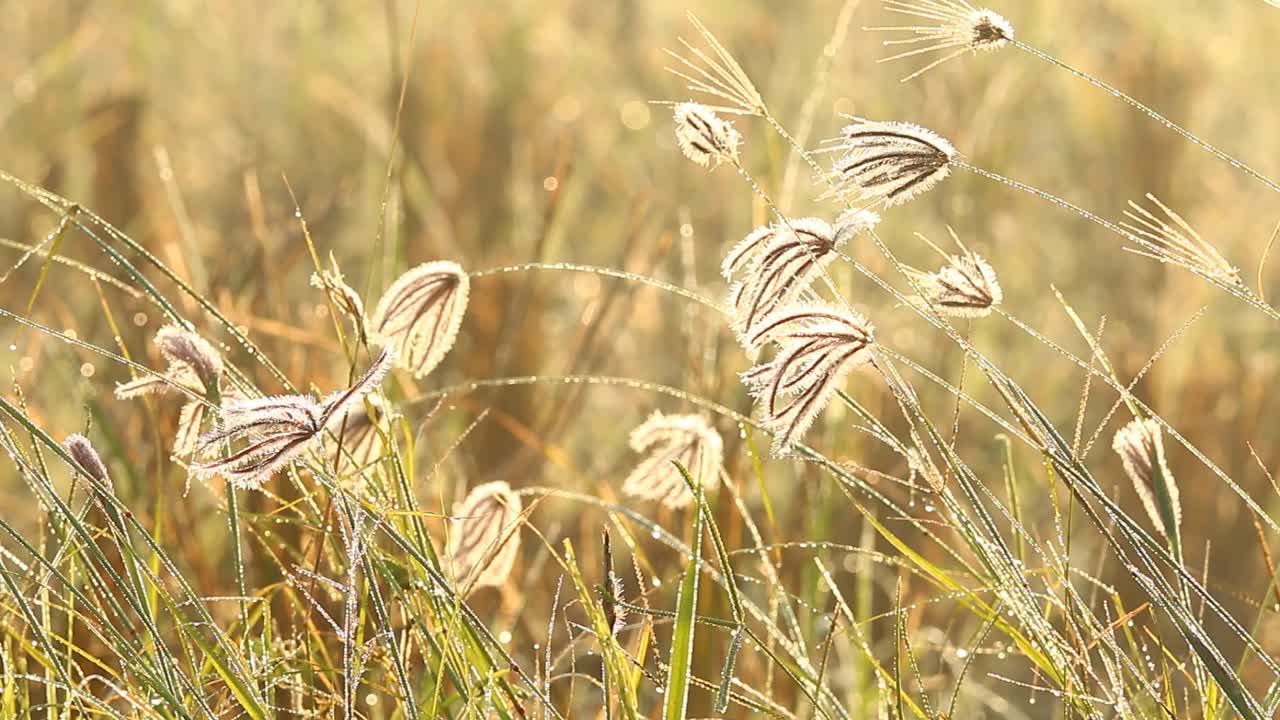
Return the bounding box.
[1,0,1280,717]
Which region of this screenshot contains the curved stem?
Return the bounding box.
[471,263,726,313]
[1013,39,1280,196]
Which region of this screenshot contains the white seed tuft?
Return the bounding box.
[905,231,1002,318]
[1113,417,1181,541]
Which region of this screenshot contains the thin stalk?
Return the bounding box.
[1013,40,1280,196]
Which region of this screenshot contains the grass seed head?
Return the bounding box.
[622,411,724,509]
[1113,417,1181,540]
[447,480,523,592]
[833,119,956,207]
[370,261,469,379]
[673,102,742,168]
[907,241,1003,318]
[728,217,845,347]
[63,434,112,490]
[117,325,224,399]
[1120,194,1240,285]
[740,302,876,454]
[311,253,366,325]
[192,348,394,490]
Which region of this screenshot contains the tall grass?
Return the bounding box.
[1,0,1279,718]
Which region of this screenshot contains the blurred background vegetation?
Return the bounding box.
[2,0,1279,715]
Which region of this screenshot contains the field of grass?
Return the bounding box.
[2,0,1280,717]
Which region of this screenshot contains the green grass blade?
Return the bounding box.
[663,473,703,720]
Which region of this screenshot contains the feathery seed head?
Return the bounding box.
[673,102,742,168]
[156,325,224,392]
[740,302,876,454]
[63,434,112,489]
[191,348,395,490]
[447,481,523,592]
[1120,194,1240,285]
[869,1,1014,81]
[1113,417,1181,540]
[722,224,779,280]
[833,119,956,207]
[728,217,850,347]
[906,233,1002,317]
[117,325,224,400]
[834,208,882,247]
[116,326,227,457]
[622,411,724,509]
[370,261,469,379]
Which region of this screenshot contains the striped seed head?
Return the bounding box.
[727,218,845,346]
[833,119,956,207]
[191,349,394,490]
[370,261,469,379]
[906,232,1002,318]
[740,302,876,454]
[447,481,523,592]
[673,102,742,169]
[622,411,724,509]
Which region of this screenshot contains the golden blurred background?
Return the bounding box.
[2,0,1279,714]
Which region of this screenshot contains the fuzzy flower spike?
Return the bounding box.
[832,119,957,207]
[192,348,395,490]
[116,325,230,456]
[673,102,742,168]
[622,411,724,509]
[904,228,1002,318]
[741,302,876,454]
